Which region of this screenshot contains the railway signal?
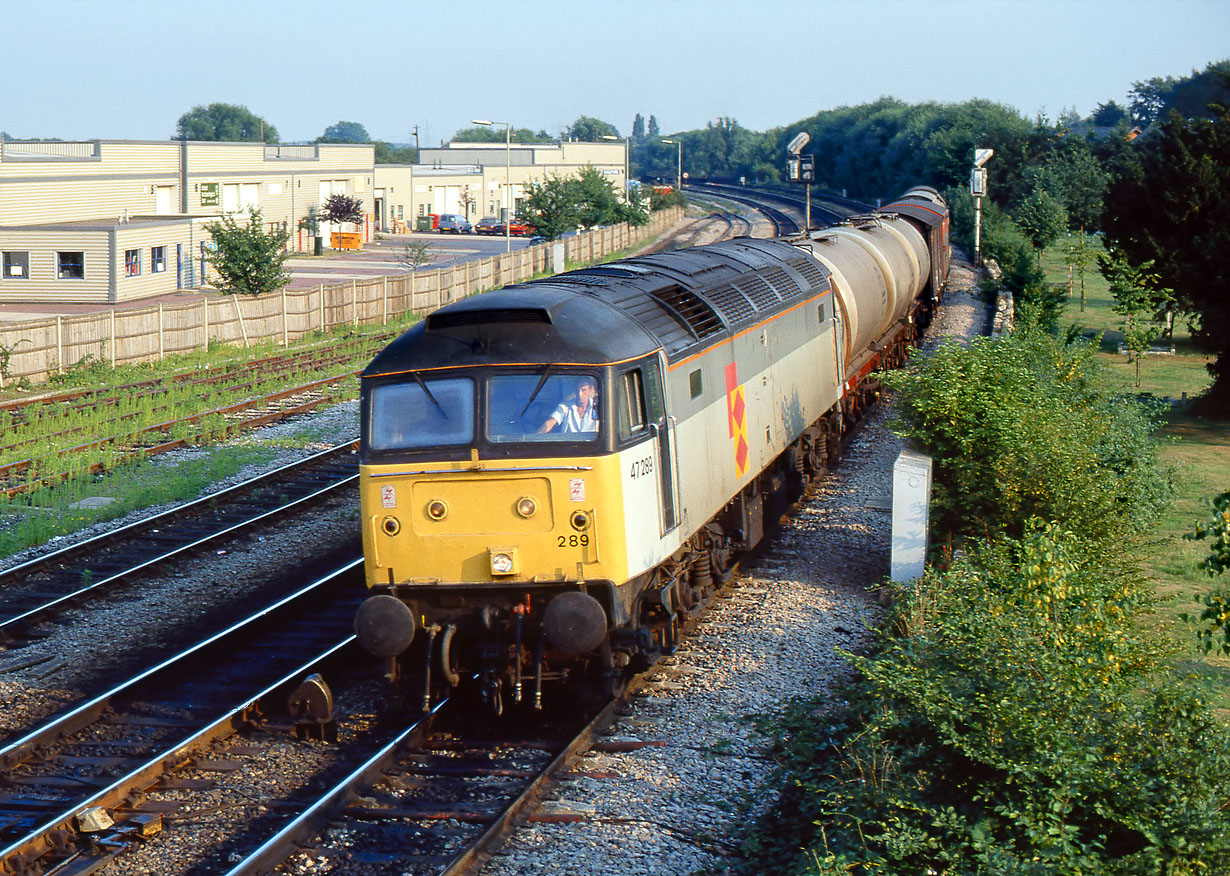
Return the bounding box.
[786,132,814,230]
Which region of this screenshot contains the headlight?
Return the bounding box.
[515,496,537,518]
[489,548,518,576]
[426,499,448,520]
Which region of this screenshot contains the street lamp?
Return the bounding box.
[661,138,682,194]
[601,134,630,202]
[473,119,512,253]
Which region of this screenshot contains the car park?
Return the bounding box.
[474,216,503,235]
[436,214,472,234]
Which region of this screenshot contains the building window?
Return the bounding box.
[58,252,85,279]
[2,251,29,279]
[151,246,166,273]
[125,249,140,277]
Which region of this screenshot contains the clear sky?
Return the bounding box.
[5,0,1227,145]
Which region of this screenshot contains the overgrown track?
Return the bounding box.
[0,440,359,645]
[0,334,389,498]
[0,563,365,876]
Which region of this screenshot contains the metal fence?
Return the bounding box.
[0,208,682,386]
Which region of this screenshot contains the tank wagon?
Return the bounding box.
[354,187,950,713]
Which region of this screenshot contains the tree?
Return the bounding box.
[204,207,291,295]
[1063,232,1094,312]
[318,120,370,143]
[374,141,418,164]
[1183,491,1230,654]
[1100,249,1172,387]
[1102,104,1230,412]
[519,174,580,241]
[318,193,365,248]
[631,113,645,140]
[647,115,660,138]
[566,116,618,141]
[1013,186,1067,265]
[450,126,552,144]
[1092,100,1130,127]
[398,240,437,273]
[175,103,278,143]
[572,165,646,228]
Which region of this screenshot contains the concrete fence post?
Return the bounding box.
[158,304,165,361]
[56,315,63,373]
[110,311,117,367]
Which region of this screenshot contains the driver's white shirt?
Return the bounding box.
[551,401,598,433]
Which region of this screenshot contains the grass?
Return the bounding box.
[1040,233,1230,712]
[0,443,281,559]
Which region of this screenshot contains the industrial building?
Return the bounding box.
[0,137,627,305]
[373,141,626,233]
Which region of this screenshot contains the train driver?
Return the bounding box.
[539,376,599,434]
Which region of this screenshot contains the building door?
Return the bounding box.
[155,186,173,214]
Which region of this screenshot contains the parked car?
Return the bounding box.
[506,218,534,236]
[436,214,472,234]
[474,216,503,235]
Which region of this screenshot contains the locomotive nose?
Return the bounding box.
[355,594,417,657]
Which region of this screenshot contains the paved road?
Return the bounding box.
[285,231,536,290]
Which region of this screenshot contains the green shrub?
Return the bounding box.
[885,319,1173,546]
[742,526,1230,874]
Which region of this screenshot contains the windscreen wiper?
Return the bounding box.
[518,365,554,419]
[412,371,447,419]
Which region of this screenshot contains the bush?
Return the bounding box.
[742,526,1230,874]
[885,320,1173,546]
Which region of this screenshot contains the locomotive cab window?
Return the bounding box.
[487,371,601,443]
[368,376,475,451]
[616,369,647,441]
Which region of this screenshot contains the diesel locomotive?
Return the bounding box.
[354,187,950,713]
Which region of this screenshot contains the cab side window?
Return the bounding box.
[616,369,647,441]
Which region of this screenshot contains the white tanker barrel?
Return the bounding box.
[805,233,888,367]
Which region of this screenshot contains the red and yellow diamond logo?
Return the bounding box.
[725,362,749,477]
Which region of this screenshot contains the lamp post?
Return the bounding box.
[601,134,630,202]
[473,119,512,252]
[661,138,682,194]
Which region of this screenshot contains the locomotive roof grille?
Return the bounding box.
[426,307,552,329]
[649,285,726,340]
[761,266,800,297]
[787,256,827,288]
[732,274,780,311]
[704,285,757,323]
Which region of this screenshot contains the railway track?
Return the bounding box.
[0,562,365,876]
[223,696,620,876]
[0,440,359,647]
[0,335,390,499]
[684,183,802,235]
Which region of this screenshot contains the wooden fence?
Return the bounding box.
[0,208,683,386]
